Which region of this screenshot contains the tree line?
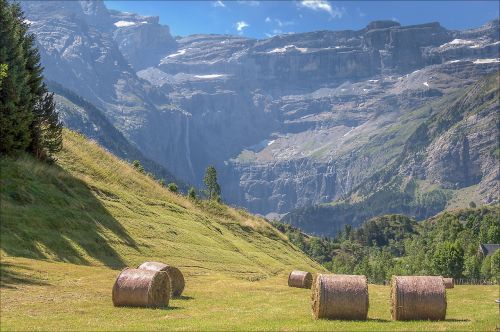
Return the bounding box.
[0,0,62,161]
[275,207,500,284]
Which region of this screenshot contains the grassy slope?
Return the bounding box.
[1,131,498,330]
[1,130,321,278]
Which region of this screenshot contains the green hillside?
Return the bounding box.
[1,129,321,278]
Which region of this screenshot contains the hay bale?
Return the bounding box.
[138,261,185,297]
[391,276,447,321]
[288,270,313,289]
[443,277,454,289]
[112,268,170,308]
[311,274,369,320]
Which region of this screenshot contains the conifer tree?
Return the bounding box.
[0,0,33,153]
[204,166,221,201]
[0,0,62,159]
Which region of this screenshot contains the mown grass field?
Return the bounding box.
[1,256,499,331]
[1,130,499,330]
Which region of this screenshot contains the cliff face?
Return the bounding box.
[21,1,499,218]
[283,74,499,236]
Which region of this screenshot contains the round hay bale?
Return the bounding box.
[391,276,447,321]
[311,274,369,320]
[138,261,185,297]
[112,268,170,308]
[443,277,454,289]
[288,270,313,289]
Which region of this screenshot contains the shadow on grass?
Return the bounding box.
[0,157,138,269]
[445,319,471,322]
[174,295,194,301]
[366,318,390,322]
[159,306,183,311]
[0,262,51,289]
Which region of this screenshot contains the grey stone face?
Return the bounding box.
[21,1,499,217]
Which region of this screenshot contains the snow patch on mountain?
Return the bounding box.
[114,20,136,27]
[473,58,500,64]
[267,45,308,54]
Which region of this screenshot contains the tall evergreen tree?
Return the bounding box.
[203,166,221,200]
[0,0,33,154]
[31,90,62,159]
[0,0,62,159]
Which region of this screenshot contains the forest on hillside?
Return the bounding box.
[274,207,500,284]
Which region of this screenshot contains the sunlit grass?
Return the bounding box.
[1,257,498,331]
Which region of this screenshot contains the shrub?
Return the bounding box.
[167,183,178,193]
[132,160,145,174]
[188,186,196,200]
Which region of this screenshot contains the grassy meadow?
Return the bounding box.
[1,256,499,331]
[1,130,499,330]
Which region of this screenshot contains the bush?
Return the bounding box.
[167,182,178,193]
[132,160,145,174]
[188,186,196,200]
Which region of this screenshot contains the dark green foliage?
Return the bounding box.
[132,160,145,174]
[29,90,63,160]
[271,221,338,266]
[277,207,499,283]
[203,166,221,201]
[0,0,33,153]
[167,182,178,193]
[0,0,62,159]
[328,207,499,283]
[188,186,197,200]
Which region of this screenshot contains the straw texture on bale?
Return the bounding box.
[138,261,185,297]
[112,268,170,308]
[443,277,454,289]
[311,274,369,320]
[288,270,313,289]
[391,276,447,321]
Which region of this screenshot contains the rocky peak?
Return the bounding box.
[110,10,177,70]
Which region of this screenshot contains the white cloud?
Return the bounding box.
[299,0,344,18]
[235,21,250,33]
[275,18,294,27]
[212,1,226,8]
[237,0,260,6]
[265,16,271,23]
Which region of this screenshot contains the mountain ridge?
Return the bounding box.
[20,0,499,219]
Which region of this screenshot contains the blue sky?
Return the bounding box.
[105,1,499,39]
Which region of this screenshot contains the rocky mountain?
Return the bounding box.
[282,73,499,236]
[21,1,499,222]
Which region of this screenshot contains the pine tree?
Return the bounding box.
[0,0,33,154]
[0,0,62,159]
[203,166,221,200]
[30,89,62,159]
